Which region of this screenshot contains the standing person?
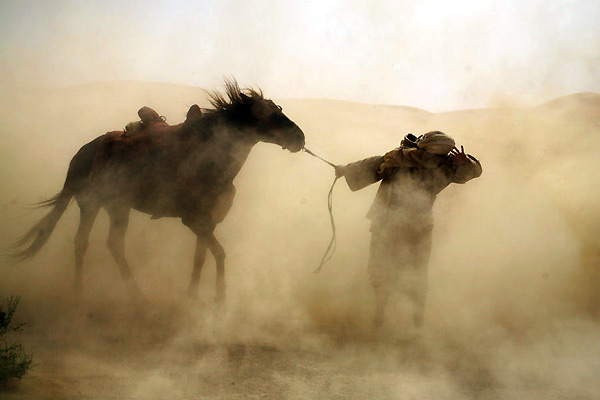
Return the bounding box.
[335,131,482,327]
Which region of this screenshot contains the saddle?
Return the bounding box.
[124,106,165,137]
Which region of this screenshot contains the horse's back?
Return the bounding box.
[65,135,104,192]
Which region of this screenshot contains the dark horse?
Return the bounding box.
[12,79,305,301]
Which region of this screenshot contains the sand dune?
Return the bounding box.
[1,82,599,399]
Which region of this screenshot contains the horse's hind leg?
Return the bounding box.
[73,201,100,296]
[208,234,226,303]
[106,206,143,299]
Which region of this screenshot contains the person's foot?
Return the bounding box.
[373,312,384,328]
[413,312,423,328]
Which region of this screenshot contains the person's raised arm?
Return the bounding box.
[449,146,482,184]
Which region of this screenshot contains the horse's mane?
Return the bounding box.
[204,78,264,113]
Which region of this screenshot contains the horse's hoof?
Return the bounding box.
[412,313,424,328]
[127,282,147,303]
[214,292,226,304]
[187,287,199,299]
[373,314,384,328]
[73,281,83,295]
[131,291,147,304]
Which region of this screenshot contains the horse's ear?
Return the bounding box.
[186,104,202,121]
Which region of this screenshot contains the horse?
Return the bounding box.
[12,79,306,302]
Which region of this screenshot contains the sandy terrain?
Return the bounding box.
[1,82,599,399]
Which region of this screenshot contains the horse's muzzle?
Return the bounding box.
[284,128,305,153]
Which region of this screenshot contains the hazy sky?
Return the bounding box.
[1,0,598,111]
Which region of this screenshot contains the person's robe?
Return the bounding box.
[341,147,482,292]
[342,147,482,232]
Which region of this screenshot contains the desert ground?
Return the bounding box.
[1,82,599,399]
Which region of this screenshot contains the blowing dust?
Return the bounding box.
[0,84,599,399]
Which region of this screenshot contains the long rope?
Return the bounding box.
[314,175,339,273]
[303,148,337,168]
[302,148,338,273]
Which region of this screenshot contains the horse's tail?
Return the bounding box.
[10,189,73,262]
[9,135,104,263]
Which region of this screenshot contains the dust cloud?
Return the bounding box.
[1,83,599,399]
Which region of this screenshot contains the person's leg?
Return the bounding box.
[368,228,399,327]
[406,226,433,327]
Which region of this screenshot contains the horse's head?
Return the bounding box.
[205,80,305,152]
[241,93,305,152]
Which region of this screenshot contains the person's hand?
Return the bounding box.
[334,165,346,178]
[449,145,468,166]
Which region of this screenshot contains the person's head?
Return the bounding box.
[416,131,455,155]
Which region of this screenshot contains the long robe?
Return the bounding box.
[341,147,482,321]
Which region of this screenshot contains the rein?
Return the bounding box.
[303,148,337,168]
[302,147,339,273]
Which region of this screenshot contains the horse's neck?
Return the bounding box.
[198,126,258,184]
[220,136,256,182]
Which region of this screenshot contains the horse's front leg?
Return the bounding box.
[183,217,224,302]
[207,234,226,303]
[188,234,208,298]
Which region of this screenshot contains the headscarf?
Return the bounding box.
[377,131,455,174]
[415,131,455,155]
